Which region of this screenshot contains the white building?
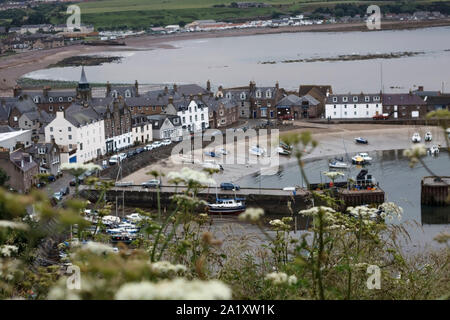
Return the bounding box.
[131,116,153,145]
[45,109,106,164]
[173,99,209,132]
[325,93,383,119]
[0,128,32,151]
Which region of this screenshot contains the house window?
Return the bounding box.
[50,127,53,132]
[354,105,357,108]
[49,97,53,102]
[59,106,64,111]
[68,97,73,102]
[68,127,71,132]
[334,105,336,108]
[366,105,369,108]
[152,106,156,111]
[49,106,53,111]
[80,143,83,151]
[344,112,347,115]
[332,97,338,102]
[353,96,358,102]
[256,90,261,98]
[201,114,204,120]
[59,97,63,102]
[354,111,357,115]
[240,92,246,100]
[365,96,370,102]
[68,135,72,140]
[266,90,272,98]
[343,97,348,102]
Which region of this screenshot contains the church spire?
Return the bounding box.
[79,66,88,84]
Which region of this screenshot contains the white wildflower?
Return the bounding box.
[347,206,379,219]
[168,168,216,186]
[299,206,335,216]
[61,163,101,172]
[322,171,345,180]
[288,275,298,285]
[0,245,18,257]
[0,220,29,231]
[265,272,288,284]
[379,202,403,221]
[149,261,187,275]
[269,219,287,228]
[403,144,427,158]
[115,278,232,300]
[238,208,264,222]
[80,241,115,255]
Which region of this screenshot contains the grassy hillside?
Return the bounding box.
[48,0,450,30]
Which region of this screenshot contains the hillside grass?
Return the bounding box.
[70,0,450,29]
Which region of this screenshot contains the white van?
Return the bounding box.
[109,155,119,165]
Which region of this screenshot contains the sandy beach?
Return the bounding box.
[1,19,449,95]
[123,123,448,185]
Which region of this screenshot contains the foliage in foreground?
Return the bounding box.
[0,126,449,300]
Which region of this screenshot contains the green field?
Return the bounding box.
[67,0,450,30]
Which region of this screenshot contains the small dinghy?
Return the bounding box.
[355,137,368,144]
[428,145,439,155]
[329,159,350,169]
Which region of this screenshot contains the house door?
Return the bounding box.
[270,111,274,118]
[253,111,257,118]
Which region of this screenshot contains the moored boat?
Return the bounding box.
[428,145,440,155]
[329,160,350,169]
[207,198,246,215]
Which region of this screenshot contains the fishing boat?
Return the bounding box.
[424,131,432,142]
[249,145,266,156]
[355,137,368,144]
[428,145,440,155]
[329,159,350,169]
[207,198,246,215]
[276,146,291,155]
[352,155,365,165]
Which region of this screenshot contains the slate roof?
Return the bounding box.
[146,114,181,129]
[9,149,37,173]
[64,103,102,127]
[0,125,16,133]
[382,93,427,106]
[326,93,382,104]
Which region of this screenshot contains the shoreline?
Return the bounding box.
[123,123,448,186]
[1,19,449,94]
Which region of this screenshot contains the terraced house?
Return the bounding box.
[325,93,383,119]
[221,81,284,119]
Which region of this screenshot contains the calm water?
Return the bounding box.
[26,26,450,92]
[237,149,450,249]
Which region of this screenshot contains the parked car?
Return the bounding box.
[60,187,69,196]
[162,139,172,146]
[373,113,389,120]
[220,182,240,191]
[141,179,161,188]
[48,175,56,182]
[36,181,46,188]
[52,192,64,201]
[127,150,136,158]
[152,141,163,148]
[412,132,421,143]
[136,147,145,154]
[144,144,154,151]
[118,153,127,161]
[109,155,119,165]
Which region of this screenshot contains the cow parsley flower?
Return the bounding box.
[149,261,187,275]
[0,245,18,257]
[168,168,216,186]
[115,278,232,300]
[0,220,29,230]
[80,241,115,255]
[379,202,403,221]
[238,208,264,222]
[265,272,288,284]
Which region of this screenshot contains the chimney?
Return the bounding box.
[173,84,178,92]
[418,86,424,92]
[168,96,173,104]
[275,81,279,90]
[189,94,193,101]
[249,81,255,91]
[135,80,139,96]
[43,86,51,97]
[198,93,203,100]
[164,86,169,94]
[106,81,111,96]
[13,85,22,97]
[206,80,211,91]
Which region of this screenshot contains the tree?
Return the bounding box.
[0,167,9,186]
